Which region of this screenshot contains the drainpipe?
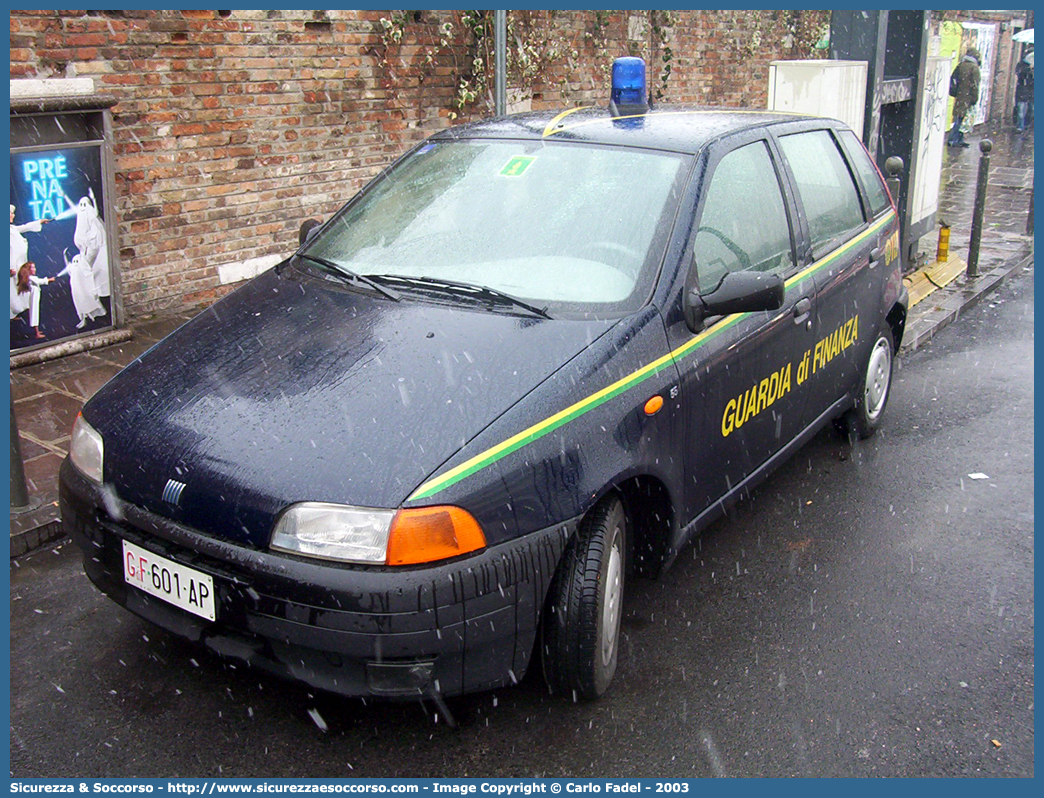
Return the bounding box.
[494,10,507,116]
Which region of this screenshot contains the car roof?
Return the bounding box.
[432,105,828,154]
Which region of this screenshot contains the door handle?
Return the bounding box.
[793,297,812,325]
[869,247,883,269]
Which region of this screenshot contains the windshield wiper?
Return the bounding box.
[374,275,552,319]
[296,254,400,302]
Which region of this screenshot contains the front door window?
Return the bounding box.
[693,141,794,293]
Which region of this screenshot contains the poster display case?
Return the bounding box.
[10,95,121,353]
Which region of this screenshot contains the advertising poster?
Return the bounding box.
[10,143,113,351]
[962,21,998,127]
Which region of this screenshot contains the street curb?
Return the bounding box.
[9,486,63,559]
[900,250,1033,354]
[10,516,63,559]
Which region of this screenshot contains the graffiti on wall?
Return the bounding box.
[911,56,951,228]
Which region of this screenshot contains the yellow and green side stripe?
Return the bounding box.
[408,209,896,502]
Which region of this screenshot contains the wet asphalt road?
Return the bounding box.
[10,266,1034,778]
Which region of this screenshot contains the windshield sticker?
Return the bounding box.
[500,155,536,177]
[415,144,436,155]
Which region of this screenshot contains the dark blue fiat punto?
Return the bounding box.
[62,60,907,701]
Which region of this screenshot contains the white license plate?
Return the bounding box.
[122,540,216,622]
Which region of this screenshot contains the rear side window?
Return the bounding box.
[778,130,865,257]
[693,141,794,294]
[838,129,892,217]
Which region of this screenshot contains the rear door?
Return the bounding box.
[774,126,898,419]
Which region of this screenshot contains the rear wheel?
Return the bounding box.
[841,326,894,439]
[542,495,626,700]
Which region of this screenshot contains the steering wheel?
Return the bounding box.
[696,226,751,272]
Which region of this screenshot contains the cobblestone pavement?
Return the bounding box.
[10,313,194,554]
[936,126,1033,260]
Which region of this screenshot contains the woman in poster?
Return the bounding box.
[10,204,53,339]
[57,248,105,329]
[10,261,54,339]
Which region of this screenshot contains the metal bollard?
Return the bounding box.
[937,222,951,261]
[967,138,992,278]
[10,390,31,512]
[885,156,904,209]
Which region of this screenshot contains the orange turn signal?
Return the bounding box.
[644,395,664,415]
[386,506,487,566]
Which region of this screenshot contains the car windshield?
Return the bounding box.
[302,138,688,316]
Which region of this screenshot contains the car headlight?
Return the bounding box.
[271,503,486,565]
[271,504,395,563]
[70,413,104,483]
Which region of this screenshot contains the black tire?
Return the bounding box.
[542,495,626,700]
[841,325,895,439]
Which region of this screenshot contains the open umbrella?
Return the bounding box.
[1012,28,1033,44]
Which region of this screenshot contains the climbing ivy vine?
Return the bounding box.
[373,10,825,116]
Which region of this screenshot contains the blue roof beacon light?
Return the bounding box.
[609,56,649,117]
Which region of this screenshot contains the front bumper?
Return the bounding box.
[60,460,573,698]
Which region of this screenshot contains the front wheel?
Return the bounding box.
[542,495,626,700]
[841,326,895,439]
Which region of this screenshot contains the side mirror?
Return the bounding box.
[298,219,323,247]
[684,270,785,333]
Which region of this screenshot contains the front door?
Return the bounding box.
[666,137,815,524]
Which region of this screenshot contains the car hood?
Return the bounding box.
[85,266,616,549]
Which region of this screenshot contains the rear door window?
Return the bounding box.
[777,130,866,257]
[837,129,892,218]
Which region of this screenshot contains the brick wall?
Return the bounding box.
[10,9,829,318]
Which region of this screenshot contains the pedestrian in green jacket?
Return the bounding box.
[948,47,982,147]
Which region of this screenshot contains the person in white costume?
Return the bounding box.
[11,203,50,274]
[65,188,109,299]
[57,248,105,328]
